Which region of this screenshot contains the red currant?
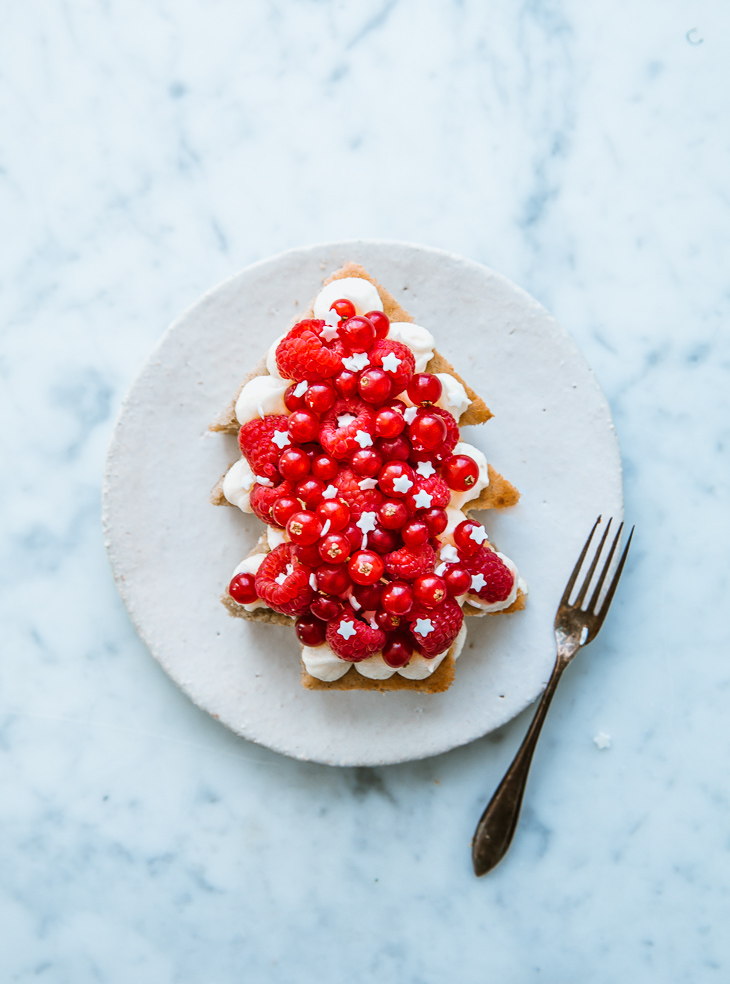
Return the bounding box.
[442,454,480,491]
[284,383,306,412]
[376,435,411,462]
[228,572,258,604]
[422,507,448,536]
[453,519,486,558]
[402,518,429,548]
[333,370,359,399]
[352,581,384,610]
[378,499,409,530]
[286,510,322,545]
[375,609,402,632]
[316,498,351,533]
[381,581,414,615]
[304,381,336,414]
[293,542,322,567]
[288,409,319,443]
[311,453,338,482]
[365,310,390,340]
[374,406,405,439]
[318,534,351,564]
[351,448,384,477]
[271,495,301,527]
[315,563,351,596]
[278,448,310,483]
[444,564,472,596]
[358,367,392,405]
[378,461,415,498]
[295,612,327,646]
[340,316,376,353]
[343,522,365,553]
[367,525,399,554]
[408,411,448,450]
[330,298,356,320]
[295,477,326,510]
[382,634,413,668]
[407,373,442,406]
[310,594,343,621]
[413,573,447,609]
[348,550,385,585]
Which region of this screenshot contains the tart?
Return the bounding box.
[210,263,526,692]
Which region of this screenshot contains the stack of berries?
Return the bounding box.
[227,300,515,669]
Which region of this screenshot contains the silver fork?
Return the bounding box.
[471,516,634,876]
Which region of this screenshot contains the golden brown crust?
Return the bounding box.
[469,464,521,510]
[301,653,456,693]
[424,350,492,425]
[463,587,526,617]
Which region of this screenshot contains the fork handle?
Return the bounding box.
[472,656,567,876]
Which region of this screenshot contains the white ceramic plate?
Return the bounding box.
[103,241,622,767]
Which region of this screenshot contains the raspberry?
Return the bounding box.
[239,415,291,480]
[462,547,515,604]
[319,399,375,460]
[406,475,451,512]
[368,339,415,396]
[254,543,314,616]
[334,466,383,519]
[275,320,345,382]
[406,597,463,657]
[326,611,385,662]
[409,405,459,461]
[250,480,293,527]
[384,543,436,581]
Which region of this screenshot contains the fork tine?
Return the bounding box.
[587,520,623,613]
[559,517,602,607]
[593,525,634,625]
[574,518,612,609]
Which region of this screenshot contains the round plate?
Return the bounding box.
[103,241,622,767]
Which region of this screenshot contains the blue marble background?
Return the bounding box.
[2,2,729,981]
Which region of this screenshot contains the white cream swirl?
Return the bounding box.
[435,373,470,420]
[313,278,383,319]
[222,458,257,513]
[235,374,290,424]
[387,322,435,373]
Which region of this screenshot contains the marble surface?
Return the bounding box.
[2,1,729,980]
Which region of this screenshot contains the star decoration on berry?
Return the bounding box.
[381,351,401,374]
[404,406,418,425]
[469,525,488,545]
[440,544,459,564]
[320,310,341,341]
[255,475,274,487]
[322,484,338,499]
[412,489,433,509]
[356,511,378,535]
[275,572,287,585]
[342,352,370,372]
[470,572,487,592]
[354,429,373,448]
[392,474,414,494]
[272,430,291,449]
[416,460,436,478]
[337,620,357,640]
[413,618,434,636]
[358,477,379,490]
[434,562,447,576]
[337,413,357,428]
[293,381,308,397]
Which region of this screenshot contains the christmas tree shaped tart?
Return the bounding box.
[211,264,526,692]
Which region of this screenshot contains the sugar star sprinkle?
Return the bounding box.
[392,474,413,494]
[439,544,459,564]
[272,430,291,449]
[275,572,287,585]
[354,429,373,448]
[322,485,338,499]
[404,406,418,425]
[255,475,274,487]
[293,381,308,397]
[434,562,448,576]
[470,572,487,592]
[416,460,436,478]
[320,519,331,537]
[320,310,341,341]
[337,413,357,429]
[412,489,433,509]
[309,574,318,590]
[358,477,379,490]
[337,620,357,640]
[593,732,612,750]
[413,618,434,636]
[381,351,401,373]
[356,511,378,535]
[469,525,488,545]
[342,352,370,372]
